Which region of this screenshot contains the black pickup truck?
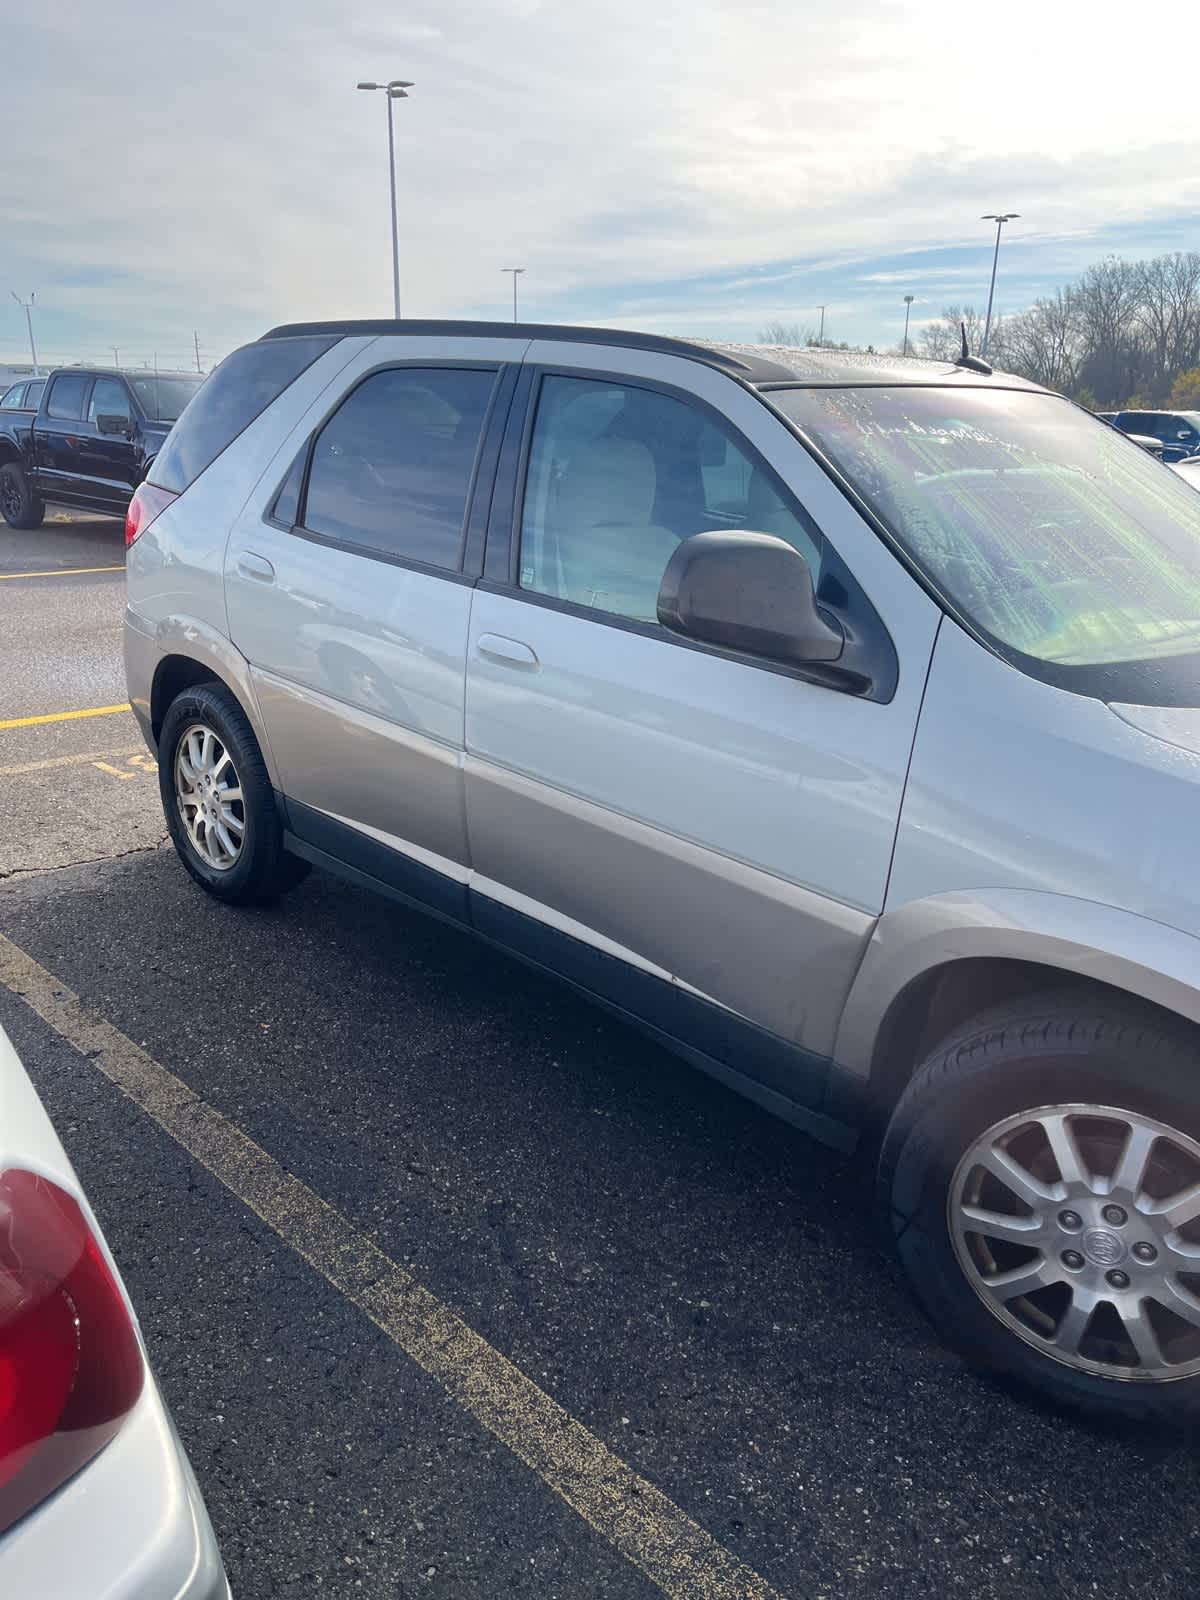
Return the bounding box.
[0,366,203,528]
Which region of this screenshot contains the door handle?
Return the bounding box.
[477,633,538,668]
[237,552,276,583]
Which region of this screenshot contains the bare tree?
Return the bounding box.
[1135,253,1200,401]
[757,320,813,346]
[917,306,988,361]
[1002,289,1082,394]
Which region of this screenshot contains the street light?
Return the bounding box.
[501,267,525,323]
[981,213,1019,358]
[357,78,414,319]
[902,294,915,358]
[10,291,39,374]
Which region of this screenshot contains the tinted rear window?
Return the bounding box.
[46,373,89,420]
[149,336,335,494]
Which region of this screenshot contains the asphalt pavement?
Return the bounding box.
[0,514,163,877]
[1,517,1198,1599]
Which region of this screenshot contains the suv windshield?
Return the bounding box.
[774,385,1200,700]
[127,374,203,422]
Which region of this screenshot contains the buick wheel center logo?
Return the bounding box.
[1083,1228,1126,1267]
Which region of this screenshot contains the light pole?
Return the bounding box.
[10,291,39,374]
[357,78,414,318]
[817,304,827,346]
[981,213,1019,358]
[902,294,915,357]
[501,267,525,323]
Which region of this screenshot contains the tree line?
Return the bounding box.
[911,253,1200,410]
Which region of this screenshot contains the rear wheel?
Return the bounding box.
[0,463,45,529]
[158,682,308,905]
[880,994,1200,1421]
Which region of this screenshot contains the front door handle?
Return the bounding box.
[237,552,276,583]
[477,633,538,668]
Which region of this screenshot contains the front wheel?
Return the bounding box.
[158,682,309,906]
[880,994,1200,1422]
[0,463,45,529]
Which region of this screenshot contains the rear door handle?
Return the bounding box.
[477,633,538,668]
[237,552,276,583]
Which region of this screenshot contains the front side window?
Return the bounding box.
[45,374,89,420]
[775,385,1200,702]
[518,375,821,624]
[302,366,497,570]
[0,384,24,410]
[88,377,131,423]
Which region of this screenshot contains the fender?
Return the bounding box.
[125,608,282,790]
[834,887,1200,1083]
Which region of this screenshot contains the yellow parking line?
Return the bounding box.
[0,746,142,778]
[0,565,124,580]
[0,703,131,731]
[0,934,784,1600]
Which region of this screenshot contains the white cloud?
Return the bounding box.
[2,0,1199,360]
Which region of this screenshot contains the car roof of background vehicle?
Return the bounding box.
[56,367,199,381]
[260,319,1048,393]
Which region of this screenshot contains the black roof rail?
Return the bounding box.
[259,318,796,382]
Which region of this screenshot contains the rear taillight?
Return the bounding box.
[125,482,177,548]
[0,1170,144,1535]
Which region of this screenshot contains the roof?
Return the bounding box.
[261,319,1044,392]
[701,342,1044,391]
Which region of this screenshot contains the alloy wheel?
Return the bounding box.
[0,471,21,521]
[174,722,245,872]
[949,1103,1200,1380]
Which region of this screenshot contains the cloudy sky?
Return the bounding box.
[4,0,1199,370]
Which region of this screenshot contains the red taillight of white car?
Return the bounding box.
[0,1169,145,1535]
[124,482,177,548]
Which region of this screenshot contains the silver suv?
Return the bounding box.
[125,320,1200,1420]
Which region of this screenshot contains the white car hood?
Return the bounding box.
[1110,701,1200,759]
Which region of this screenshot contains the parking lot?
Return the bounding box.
[2,515,1199,1598]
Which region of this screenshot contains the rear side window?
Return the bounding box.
[300,366,497,571]
[46,374,89,420]
[25,380,44,409]
[149,335,335,495]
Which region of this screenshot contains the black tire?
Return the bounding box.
[0,462,45,529]
[158,681,309,906]
[879,991,1200,1423]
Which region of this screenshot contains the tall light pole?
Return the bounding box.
[10,291,39,374]
[902,294,915,357]
[357,78,414,318]
[501,267,525,323]
[817,304,827,345]
[981,212,1019,358]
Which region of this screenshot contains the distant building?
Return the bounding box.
[0,362,41,387]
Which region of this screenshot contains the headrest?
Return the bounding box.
[555,437,657,527]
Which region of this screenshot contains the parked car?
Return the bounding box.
[0,378,45,413]
[1111,408,1200,462]
[126,321,1200,1420]
[1127,433,1165,458]
[1094,412,1168,456]
[0,1021,229,1596]
[0,367,203,528]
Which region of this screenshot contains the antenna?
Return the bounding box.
[955,320,993,376]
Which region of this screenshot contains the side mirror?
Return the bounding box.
[657,530,844,665]
[96,412,131,437]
